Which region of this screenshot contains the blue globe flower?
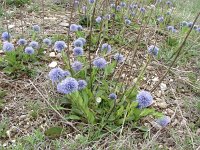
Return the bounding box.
[167,26,174,31]
[17,39,27,46]
[78,80,87,90]
[54,41,66,52]
[140,7,146,13]
[73,47,84,56]
[57,77,79,94]
[96,16,102,23]
[136,90,153,109]
[114,53,125,63]
[156,116,171,127]
[29,41,39,49]
[93,57,107,69]
[120,2,126,7]
[32,25,40,32]
[125,19,131,25]
[70,24,78,32]
[89,0,95,4]
[25,47,34,55]
[43,38,52,46]
[116,6,121,11]
[148,45,159,56]
[157,16,164,23]
[71,61,83,72]
[77,37,86,45]
[187,22,193,28]
[3,42,14,52]
[109,93,117,100]
[1,32,11,41]
[74,39,83,47]
[101,43,111,53]
[49,67,70,82]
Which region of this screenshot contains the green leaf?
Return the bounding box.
[105,62,116,76]
[116,105,124,118]
[66,115,81,120]
[152,112,164,118]
[44,126,63,139]
[139,108,155,117]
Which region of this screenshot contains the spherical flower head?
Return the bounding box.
[156,116,171,127]
[125,19,131,25]
[157,16,164,23]
[116,5,121,11]
[96,16,102,23]
[48,67,70,83]
[77,37,86,45]
[43,38,52,46]
[166,11,171,15]
[77,25,83,31]
[181,21,188,27]
[101,43,111,53]
[73,47,84,56]
[114,53,125,63]
[49,67,64,82]
[3,42,14,52]
[167,26,174,31]
[109,93,117,100]
[17,38,27,46]
[57,77,78,94]
[136,90,153,109]
[187,22,193,28]
[74,39,83,47]
[93,57,107,69]
[25,47,34,55]
[131,12,136,17]
[89,0,95,4]
[29,41,39,49]
[71,61,83,72]
[166,1,172,6]
[70,24,78,32]
[148,45,159,56]
[1,32,11,41]
[140,7,146,13]
[32,25,40,32]
[54,41,66,52]
[196,28,200,33]
[120,2,126,7]
[78,80,87,90]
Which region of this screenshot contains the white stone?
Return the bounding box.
[49,52,56,57]
[8,25,15,29]
[59,22,69,27]
[158,102,168,109]
[96,97,102,103]
[160,83,167,91]
[48,61,57,68]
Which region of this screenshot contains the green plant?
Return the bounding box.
[6,0,31,7]
[0,118,9,139]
